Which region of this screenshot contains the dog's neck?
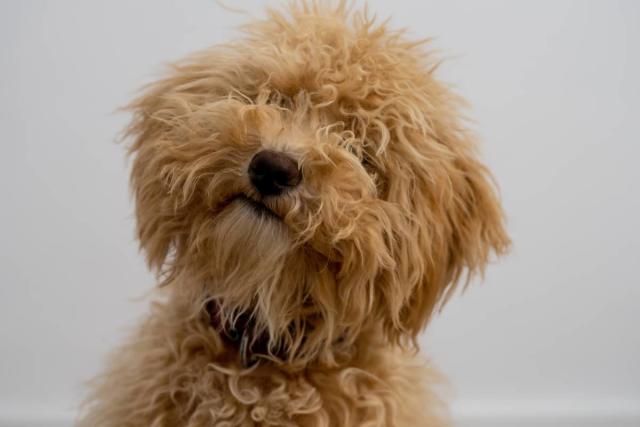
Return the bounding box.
[206,298,357,369]
[206,300,281,367]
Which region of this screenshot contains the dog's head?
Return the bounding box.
[127,3,509,368]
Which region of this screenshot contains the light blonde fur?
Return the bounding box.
[79,2,509,426]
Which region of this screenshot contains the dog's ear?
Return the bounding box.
[125,80,186,282]
[379,91,510,343]
[124,57,243,283]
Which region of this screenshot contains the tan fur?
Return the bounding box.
[79,2,509,426]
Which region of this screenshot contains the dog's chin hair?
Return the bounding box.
[209,198,292,290]
[197,199,350,367]
[203,198,304,335]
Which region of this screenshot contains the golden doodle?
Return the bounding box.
[80,2,509,426]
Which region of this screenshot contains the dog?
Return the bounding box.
[79,2,509,426]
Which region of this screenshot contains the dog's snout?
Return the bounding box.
[248,150,301,196]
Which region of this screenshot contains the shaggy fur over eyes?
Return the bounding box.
[79,2,509,426]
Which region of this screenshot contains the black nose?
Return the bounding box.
[248,150,301,196]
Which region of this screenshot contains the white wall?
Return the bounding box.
[1,1,638,426]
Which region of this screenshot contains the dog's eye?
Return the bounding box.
[343,144,380,180]
[269,93,292,109]
[351,148,376,174]
[361,155,377,176]
[359,152,387,194]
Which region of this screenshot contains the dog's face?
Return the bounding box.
[127,5,509,367]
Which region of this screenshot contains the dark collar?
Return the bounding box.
[206,300,273,367]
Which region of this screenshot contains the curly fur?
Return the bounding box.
[79,2,509,426]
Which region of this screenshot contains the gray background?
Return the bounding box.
[1,1,639,426]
